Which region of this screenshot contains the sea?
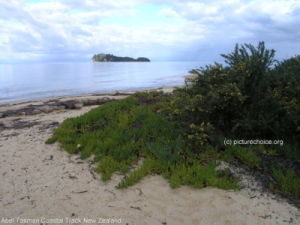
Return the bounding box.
[0,61,209,103]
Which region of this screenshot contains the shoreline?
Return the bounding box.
[0,86,181,108]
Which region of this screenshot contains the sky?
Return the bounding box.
[0,0,299,63]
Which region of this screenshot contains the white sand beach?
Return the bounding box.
[0,87,299,225]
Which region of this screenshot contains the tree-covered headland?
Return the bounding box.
[92,53,150,62]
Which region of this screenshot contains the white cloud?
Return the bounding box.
[160,0,300,60]
[0,0,299,62]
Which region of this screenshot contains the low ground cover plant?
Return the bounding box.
[46,91,241,190]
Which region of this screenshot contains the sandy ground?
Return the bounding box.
[0,87,299,225]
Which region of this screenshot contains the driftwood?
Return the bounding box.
[71,190,88,194]
[0,97,116,118]
[130,206,141,210]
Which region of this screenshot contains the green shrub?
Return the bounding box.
[173,42,300,150]
[169,42,299,198]
[173,42,278,139]
[228,145,261,169]
[268,55,300,142]
[271,168,300,197]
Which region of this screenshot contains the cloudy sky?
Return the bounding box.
[0,0,299,63]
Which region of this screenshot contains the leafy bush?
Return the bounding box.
[271,168,300,197]
[268,55,300,142]
[173,42,300,147]
[171,42,300,198]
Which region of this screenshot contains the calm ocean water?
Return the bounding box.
[0,62,208,103]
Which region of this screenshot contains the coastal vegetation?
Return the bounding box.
[46,91,241,190]
[92,53,150,62]
[47,42,299,199]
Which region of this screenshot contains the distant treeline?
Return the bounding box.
[92,54,150,62]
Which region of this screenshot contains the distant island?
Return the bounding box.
[92,54,150,62]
